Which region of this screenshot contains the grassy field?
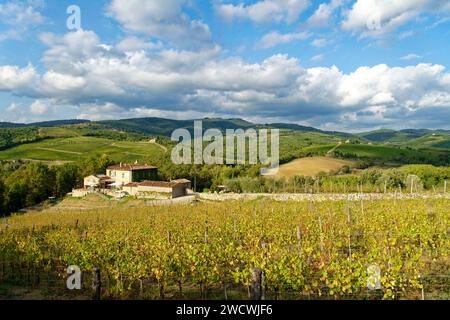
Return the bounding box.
[41,194,179,212]
[273,156,353,178]
[303,143,449,161]
[0,136,164,162]
[2,122,450,167]
[405,134,450,149]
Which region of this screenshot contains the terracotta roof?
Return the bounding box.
[140,181,180,188]
[107,164,157,171]
[124,182,139,187]
[124,181,180,188]
[95,175,112,180]
[172,179,191,183]
[85,175,112,181]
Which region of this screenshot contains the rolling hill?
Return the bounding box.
[358,128,450,149]
[1,117,450,167]
[272,156,354,178]
[0,119,89,128]
[0,136,164,163]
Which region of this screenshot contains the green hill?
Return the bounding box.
[0,136,164,163]
[358,129,425,143]
[1,117,450,166]
[98,117,265,137]
[303,142,450,166]
[0,119,89,128]
[358,128,450,148]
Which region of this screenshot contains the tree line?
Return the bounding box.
[1,152,449,217]
[0,152,261,216]
[0,155,112,216]
[221,165,450,194]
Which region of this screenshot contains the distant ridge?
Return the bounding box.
[1,117,450,145]
[0,119,89,128]
[263,123,321,133]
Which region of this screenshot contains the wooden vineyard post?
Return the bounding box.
[360,193,364,215]
[233,217,237,241]
[296,226,302,253]
[347,206,351,225]
[251,268,263,300]
[445,181,447,194]
[347,206,352,261]
[204,220,209,244]
[318,216,324,252]
[92,268,102,300]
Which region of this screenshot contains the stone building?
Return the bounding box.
[106,163,158,186]
[83,174,114,189]
[123,181,187,198]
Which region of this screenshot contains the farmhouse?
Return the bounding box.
[76,162,191,199]
[84,174,114,189]
[106,163,158,186]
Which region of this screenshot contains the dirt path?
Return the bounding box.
[149,141,168,152]
[327,142,342,155]
[111,141,167,153]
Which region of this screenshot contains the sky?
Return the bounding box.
[1,0,450,132]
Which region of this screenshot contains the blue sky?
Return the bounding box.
[1,0,450,131]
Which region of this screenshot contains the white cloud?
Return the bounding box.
[398,30,415,39]
[2,29,450,129]
[311,38,328,47]
[368,92,395,105]
[0,1,45,41]
[30,100,50,115]
[41,71,86,93]
[0,64,37,92]
[401,53,423,61]
[77,102,127,121]
[115,37,162,52]
[107,0,212,48]
[341,0,450,37]
[40,30,103,72]
[257,31,310,48]
[77,103,217,121]
[306,0,344,27]
[310,54,324,62]
[6,102,20,112]
[215,0,310,24]
[400,53,423,61]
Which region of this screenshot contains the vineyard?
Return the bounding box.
[0,198,448,300]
